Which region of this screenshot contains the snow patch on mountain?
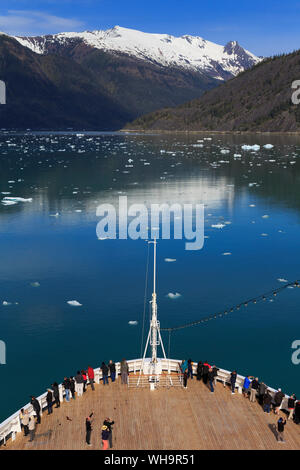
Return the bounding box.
[14,26,261,80]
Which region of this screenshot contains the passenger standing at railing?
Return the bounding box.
[288,394,297,420]
[121,359,129,385]
[46,389,53,414]
[187,359,193,379]
[212,366,219,387]
[202,361,210,384]
[20,409,29,436]
[274,389,285,415]
[70,377,75,399]
[87,366,95,391]
[75,371,84,397]
[258,382,267,405]
[230,371,237,394]
[30,396,41,424]
[250,378,259,403]
[82,370,87,392]
[63,377,71,402]
[263,390,272,413]
[52,382,60,407]
[196,361,203,381]
[243,376,251,398]
[28,416,35,442]
[101,362,109,385]
[208,368,215,393]
[108,360,116,382]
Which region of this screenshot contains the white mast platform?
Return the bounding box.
[138,239,172,389]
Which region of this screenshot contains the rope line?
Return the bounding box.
[160,280,300,332]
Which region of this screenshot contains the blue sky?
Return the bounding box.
[0,0,300,56]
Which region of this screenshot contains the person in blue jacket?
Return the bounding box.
[243,376,251,398]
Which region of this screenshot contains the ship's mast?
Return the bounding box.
[139,239,169,384]
[151,238,158,364]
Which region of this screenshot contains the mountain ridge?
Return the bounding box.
[125,50,300,133]
[14,25,261,81]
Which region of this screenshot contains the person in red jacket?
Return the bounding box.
[87,366,95,391]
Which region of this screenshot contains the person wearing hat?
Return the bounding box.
[101,425,110,450]
[103,417,114,448]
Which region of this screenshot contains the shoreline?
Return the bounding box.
[121,129,300,135]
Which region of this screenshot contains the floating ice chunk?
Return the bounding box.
[264,144,274,149]
[262,215,269,219]
[3,197,32,202]
[261,233,268,237]
[242,145,260,151]
[220,149,230,154]
[49,212,60,217]
[249,204,256,207]
[166,293,182,300]
[2,200,18,205]
[222,252,232,256]
[128,321,138,325]
[67,300,82,307]
[30,282,40,287]
[211,224,226,229]
[277,278,288,283]
[2,301,12,306]
[234,154,242,158]
[165,258,176,262]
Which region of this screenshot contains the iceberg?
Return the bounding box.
[166,292,182,299]
[242,145,260,151]
[67,300,82,307]
[263,144,274,149]
[164,258,176,262]
[128,321,138,325]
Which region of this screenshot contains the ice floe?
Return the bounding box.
[128,321,138,325]
[164,258,176,262]
[166,293,182,299]
[67,300,82,307]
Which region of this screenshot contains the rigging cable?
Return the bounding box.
[160,279,300,333]
[140,241,150,358]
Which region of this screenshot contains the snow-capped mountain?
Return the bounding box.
[14,26,261,80]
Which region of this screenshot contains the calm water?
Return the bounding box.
[0,131,300,422]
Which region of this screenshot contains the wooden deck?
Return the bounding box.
[3,377,300,450]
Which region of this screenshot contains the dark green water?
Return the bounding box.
[0,131,300,422]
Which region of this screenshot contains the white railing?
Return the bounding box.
[0,358,295,446]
